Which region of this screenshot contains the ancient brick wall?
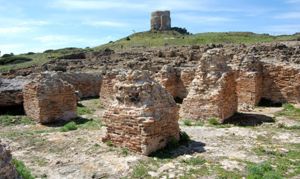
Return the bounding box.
[0,142,19,178]
[151,11,171,31]
[261,60,300,104]
[236,56,263,110]
[180,49,237,121]
[23,73,77,124]
[99,71,119,108]
[102,71,180,155]
[155,65,189,102]
[56,72,102,99]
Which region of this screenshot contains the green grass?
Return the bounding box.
[60,121,78,132]
[12,158,35,179]
[208,117,221,125]
[246,162,282,179]
[131,162,150,178]
[77,105,94,115]
[181,156,206,166]
[0,115,33,126]
[1,31,299,73]
[276,103,300,120]
[183,119,193,126]
[252,144,300,177]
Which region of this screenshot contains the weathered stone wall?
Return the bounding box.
[180,49,237,121]
[0,142,20,179]
[99,71,120,108]
[56,72,102,99]
[155,65,189,101]
[151,11,171,31]
[236,56,263,110]
[102,71,180,155]
[0,77,30,107]
[23,73,77,124]
[261,60,300,104]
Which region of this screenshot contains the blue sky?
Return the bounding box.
[0,0,300,54]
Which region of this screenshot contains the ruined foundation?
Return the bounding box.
[102,71,180,155]
[261,60,300,104]
[99,71,120,108]
[0,142,20,179]
[236,56,263,110]
[180,49,237,121]
[23,73,77,124]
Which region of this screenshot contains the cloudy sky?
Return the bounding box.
[0,0,300,54]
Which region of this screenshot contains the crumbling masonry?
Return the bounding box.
[102,71,180,155]
[23,73,77,124]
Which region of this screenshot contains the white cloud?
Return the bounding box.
[0,43,24,54]
[275,12,300,19]
[174,14,234,24]
[51,0,146,10]
[84,20,128,27]
[267,24,300,34]
[0,27,31,34]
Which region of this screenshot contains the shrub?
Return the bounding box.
[26,52,35,55]
[2,53,14,58]
[126,36,131,41]
[0,56,32,65]
[171,27,191,35]
[12,159,35,179]
[132,163,149,178]
[43,49,54,53]
[60,121,78,132]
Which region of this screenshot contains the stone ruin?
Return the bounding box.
[102,70,180,155]
[151,11,171,31]
[236,55,263,111]
[180,49,238,121]
[0,142,20,179]
[23,73,77,124]
[100,70,121,108]
[155,65,194,103]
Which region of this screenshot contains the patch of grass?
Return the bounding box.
[60,121,78,132]
[276,103,300,120]
[76,118,102,130]
[247,162,282,179]
[181,156,206,166]
[12,158,35,179]
[214,165,242,179]
[183,119,192,126]
[105,140,114,147]
[182,119,204,126]
[0,115,34,126]
[252,144,300,177]
[131,162,150,178]
[208,117,220,125]
[77,105,93,115]
[121,148,129,156]
[277,123,300,130]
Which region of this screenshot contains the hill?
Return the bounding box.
[1,31,300,73]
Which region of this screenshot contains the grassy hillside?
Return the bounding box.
[95,31,300,50]
[1,31,300,73]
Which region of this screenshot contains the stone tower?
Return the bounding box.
[151,10,171,31]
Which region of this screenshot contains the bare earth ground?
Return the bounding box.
[0,99,300,179]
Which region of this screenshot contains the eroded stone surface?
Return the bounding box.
[0,142,19,179]
[103,70,180,155]
[180,49,237,121]
[23,73,77,124]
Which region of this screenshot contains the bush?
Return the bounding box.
[126,36,131,41]
[0,56,32,65]
[171,27,191,35]
[26,52,35,55]
[43,49,54,53]
[12,159,35,179]
[60,121,78,132]
[2,53,14,58]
